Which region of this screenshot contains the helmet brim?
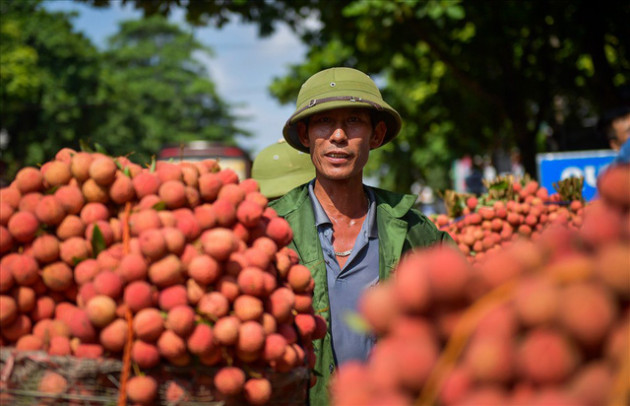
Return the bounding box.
[282,99,402,153]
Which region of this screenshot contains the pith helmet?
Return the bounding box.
[283,67,402,153]
[251,139,316,199]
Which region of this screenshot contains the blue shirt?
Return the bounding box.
[307,181,379,366]
[613,138,630,165]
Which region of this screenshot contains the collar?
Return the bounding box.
[270,182,417,222]
[307,180,378,238]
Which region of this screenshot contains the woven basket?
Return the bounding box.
[0,348,309,405]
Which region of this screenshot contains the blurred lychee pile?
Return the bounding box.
[433,176,586,262]
[0,148,324,405]
[331,164,630,406]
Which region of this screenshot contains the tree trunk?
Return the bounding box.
[513,119,538,179]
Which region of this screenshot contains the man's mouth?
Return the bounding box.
[325,152,350,159]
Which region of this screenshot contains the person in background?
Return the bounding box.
[268,67,453,406]
[598,105,630,164]
[251,139,315,200]
[510,149,525,179]
[483,155,497,183]
[465,155,485,195]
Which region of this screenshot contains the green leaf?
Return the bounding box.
[427,4,444,19]
[445,5,465,20]
[94,143,108,155]
[45,185,59,195]
[488,180,509,191]
[197,317,214,326]
[343,311,371,334]
[152,201,167,211]
[71,256,85,266]
[149,155,157,173]
[79,139,94,152]
[91,223,106,257]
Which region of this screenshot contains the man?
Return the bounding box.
[598,105,630,164]
[269,67,453,405]
[251,139,315,200]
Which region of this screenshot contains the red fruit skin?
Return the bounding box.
[126,375,158,405]
[517,328,579,385]
[266,217,293,247]
[287,264,312,293]
[0,225,13,254]
[187,323,215,356]
[131,340,160,369]
[358,283,397,335]
[201,228,239,261]
[463,335,515,385]
[439,367,473,406]
[37,371,67,395]
[158,284,188,311]
[214,366,246,396]
[424,245,470,303]
[393,253,432,313]
[198,173,223,202]
[15,167,43,194]
[597,164,630,207]
[466,196,478,211]
[237,267,266,297]
[132,172,161,199]
[132,308,164,342]
[557,282,618,348]
[234,294,264,322]
[7,211,39,243]
[244,377,272,405]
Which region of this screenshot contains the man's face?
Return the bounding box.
[297,107,386,182]
[610,113,630,150]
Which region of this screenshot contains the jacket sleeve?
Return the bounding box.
[403,208,455,252]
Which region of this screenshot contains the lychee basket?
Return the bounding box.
[0,348,309,405]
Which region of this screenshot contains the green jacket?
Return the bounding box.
[269,183,453,406]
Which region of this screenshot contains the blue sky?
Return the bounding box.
[43,0,308,159]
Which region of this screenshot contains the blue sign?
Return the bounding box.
[536,150,617,201]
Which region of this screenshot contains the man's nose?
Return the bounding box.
[330,127,347,142]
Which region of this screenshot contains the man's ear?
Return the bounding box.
[370,121,387,149]
[297,121,310,149]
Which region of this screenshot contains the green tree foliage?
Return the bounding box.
[81,0,629,193]
[0,1,246,180]
[1,0,103,176]
[94,15,249,165]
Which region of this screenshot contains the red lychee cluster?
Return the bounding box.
[0,148,324,405]
[331,164,630,406]
[433,179,585,263]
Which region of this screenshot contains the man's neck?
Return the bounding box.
[313,177,368,220]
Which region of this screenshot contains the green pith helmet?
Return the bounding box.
[252,139,316,199]
[282,67,402,153]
